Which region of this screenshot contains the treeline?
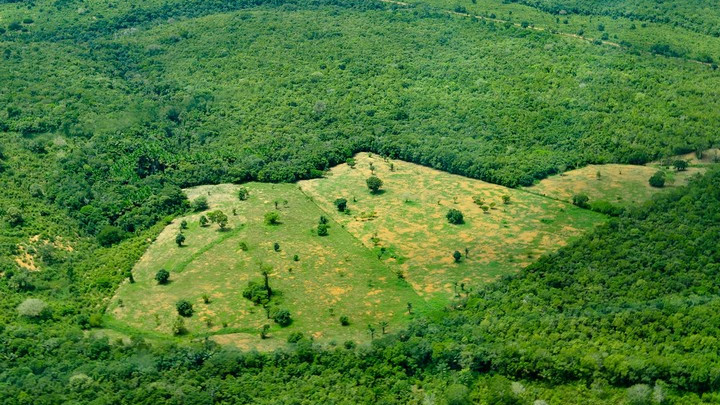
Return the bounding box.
[506,0,720,38]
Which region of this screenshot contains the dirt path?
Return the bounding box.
[378,0,713,68]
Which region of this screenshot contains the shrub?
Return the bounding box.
[264,211,280,225]
[572,193,590,208]
[17,298,48,318]
[317,223,329,236]
[192,196,209,212]
[446,208,464,224]
[155,269,170,285]
[237,187,249,200]
[238,241,249,251]
[5,207,23,227]
[334,198,347,212]
[453,250,462,262]
[172,316,187,335]
[339,315,350,326]
[287,331,304,343]
[176,300,194,317]
[273,242,280,251]
[649,171,666,188]
[242,281,270,305]
[366,176,383,193]
[175,233,185,247]
[272,308,292,326]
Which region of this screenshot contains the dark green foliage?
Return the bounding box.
[649,171,666,187]
[366,176,383,193]
[155,269,170,285]
[199,215,209,227]
[317,223,329,236]
[287,331,304,343]
[272,308,292,326]
[4,207,23,227]
[175,233,185,247]
[572,193,590,208]
[673,159,689,171]
[319,215,328,224]
[207,210,228,229]
[273,242,280,252]
[175,299,193,317]
[242,281,270,305]
[446,209,464,225]
[96,226,127,247]
[452,250,462,262]
[339,315,350,326]
[238,187,249,201]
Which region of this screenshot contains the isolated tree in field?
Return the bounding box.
[572,193,590,208]
[446,208,464,225]
[340,315,350,326]
[453,250,463,263]
[379,321,388,334]
[472,195,485,206]
[260,324,270,339]
[673,160,688,171]
[172,317,187,336]
[649,171,666,188]
[334,198,347,212]
[207,210,228,230]
[175,233,185,247]
[366,176,383,193]
[176,300,193,317]
[199,215,209,227]
[407,302,413,315]
[502,195,511,204]
[192,196,209,212]
[464,247,469,258]
[237,187,249,201]
[180,220,188,230]
[264,211,280,225]
[317,223,329,236]
[346,158,356,168]
[155,269,170,285]
[272,308,292,326]
[319,215,328,224]
[273,242,280,252]
[368,324,376,340]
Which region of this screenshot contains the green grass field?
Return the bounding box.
[110,155,608,348]
[299,153,606,307]
[108,183,426,349]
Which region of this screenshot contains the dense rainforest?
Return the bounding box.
[1,0,719,403]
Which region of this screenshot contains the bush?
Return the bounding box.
[649,171,666,188]
[242,281,270,305]
[317,223,329,236]
[287,331,304,343]
[17,298,48,318]
[237,187,249,200]
[176,300,194,317]
[264,211,280,225]
[5,207,23,227]
[155,269,170,285]
[96,225,127,247]
[334,198,347,212]
[446,208,464,224]
[339,315,350,326]
[272,308,292,326]
[172,316,187,335]
[572,193,590,208]
[192,196,209,212]
[453,250,463,262]
[366,176,383,193]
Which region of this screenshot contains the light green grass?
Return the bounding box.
[109,183,426,349]
[299,153,606,307]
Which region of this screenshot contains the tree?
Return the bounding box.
[340,315,350,326]
[5,207,23,227]
[502,195,511,204]
[334,198,347,212]
[319,215,328,224]
[366,176,383,193]
[649,171,666,188]
[445,384,471,405]
[175,233,185,247]
[155,269,170,284]
[264,211,280,225]
[673,159,688,171]
[237,187,249,201]
[17,298,48,318]
[207,210,228,230]
[260,324,270,339]
[272,308,292,326]
[453,250,463,262]
[273,242,280,252]
[97,225,126,247]
[180,220,188,230]
[572,193,590,208]
[368,324,376,340]
[192,196,209,212]
[317,223,329,236]
[287,331,304,343]
[379,321,388,334]
[446,209,464,225]
[176,300,194,317]
[199,215,209,227]
[407,302,413,314]
[172,317,187,336]
[261,265,272,297]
